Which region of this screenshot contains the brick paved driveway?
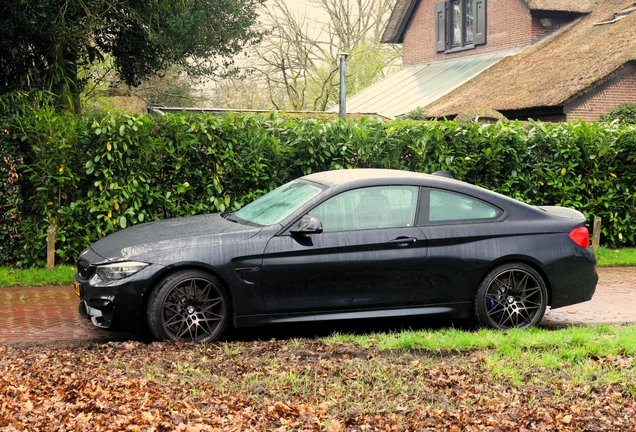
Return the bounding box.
[1,267,635,343]
[0,285,122,343]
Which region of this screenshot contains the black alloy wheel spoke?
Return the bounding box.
[199,283,212,302]
[523,299,543,307]
[199,320,214,337]
[493,278,509,293]
[199,321,212,336]
[163,304,181,315]
[518,303,541,311]
[515,272,529,291]
[522,287,542,298]
[200,299,223,313]
[176,323,191,341]
[189,278,196,294]
[174,320,187,339]
[174,286,189,302]
[164,313,185,327]
[485,269,544,330]
[518,307,533,323]
[486,302,506,317]
[498,308,511,327]
[161,278,225,342]
[486,294,505,306]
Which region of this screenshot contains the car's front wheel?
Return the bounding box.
[474,263,547,330]
[147,270,230,342]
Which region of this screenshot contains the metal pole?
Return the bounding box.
[338,53,349,120]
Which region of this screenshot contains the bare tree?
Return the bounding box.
[205,76,286,110]
[211,0,401,111]
[252,0,323,110]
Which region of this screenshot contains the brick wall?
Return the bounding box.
[530,16,573,44]
[567,71,636,122]
[403,0,534,65]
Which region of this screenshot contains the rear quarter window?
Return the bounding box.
[417,188,502,225]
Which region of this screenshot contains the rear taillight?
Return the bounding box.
[569,227,589,248]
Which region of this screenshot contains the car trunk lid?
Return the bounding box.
[536,206,586,225]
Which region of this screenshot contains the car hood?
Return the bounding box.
[89,213,261,261]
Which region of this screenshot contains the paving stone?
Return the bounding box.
[1,267,635,343]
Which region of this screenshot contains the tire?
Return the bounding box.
[474,262,548,330]
[146,269,230,342]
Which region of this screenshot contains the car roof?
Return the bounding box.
[301,168,546,218]
[302,168,446,187]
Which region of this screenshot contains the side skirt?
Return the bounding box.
[234,303,472,328]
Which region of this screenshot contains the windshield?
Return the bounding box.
[234,180,324,226]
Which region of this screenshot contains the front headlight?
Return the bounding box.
[95,261,149,281]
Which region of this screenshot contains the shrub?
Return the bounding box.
[0,128,23,266]
[0,92,42,265]
[599,103,636,125]
[403,107,427,120]
[2,99,636,266]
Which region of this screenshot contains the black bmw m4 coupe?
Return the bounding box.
[75,169,598,342]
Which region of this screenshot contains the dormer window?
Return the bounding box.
[436,0,486,53]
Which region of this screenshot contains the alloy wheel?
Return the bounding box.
[483,269,545,329]
[161,277,226,342]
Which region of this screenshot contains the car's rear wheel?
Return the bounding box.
[474,263,547,330]
[147,270,230,342]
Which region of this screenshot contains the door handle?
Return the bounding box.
[390,237,418,246]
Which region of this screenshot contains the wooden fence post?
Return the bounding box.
[591,216,601,252]
[47,224,56,270]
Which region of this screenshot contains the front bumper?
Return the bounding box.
[74,260,164,331]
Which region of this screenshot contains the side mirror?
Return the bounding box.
[290,215,323,235]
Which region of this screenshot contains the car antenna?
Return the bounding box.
[432,170,454,179]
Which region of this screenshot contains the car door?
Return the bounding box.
[261,185,427,314]
[413,187,504,305]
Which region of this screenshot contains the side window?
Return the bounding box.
[419,188,500,224]
[308,186,419,233]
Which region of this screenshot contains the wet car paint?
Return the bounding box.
[74,169,598,332]
[261,227,428,313]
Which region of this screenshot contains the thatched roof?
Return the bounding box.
[425,0,636,117]
[381,0,417,43]
[382,0,595,43]
[521,0,594,13]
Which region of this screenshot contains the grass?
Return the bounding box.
[0,265,75,287]
[321,324,636,389]
[595,246,636,267]
[321,324,636,360]
[182,325,636,419]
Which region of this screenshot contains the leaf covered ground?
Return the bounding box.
[1,336,635,431]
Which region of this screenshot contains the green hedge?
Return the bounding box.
[599,103,636,125]
[2,96,636,266]
[0,93,30,266]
